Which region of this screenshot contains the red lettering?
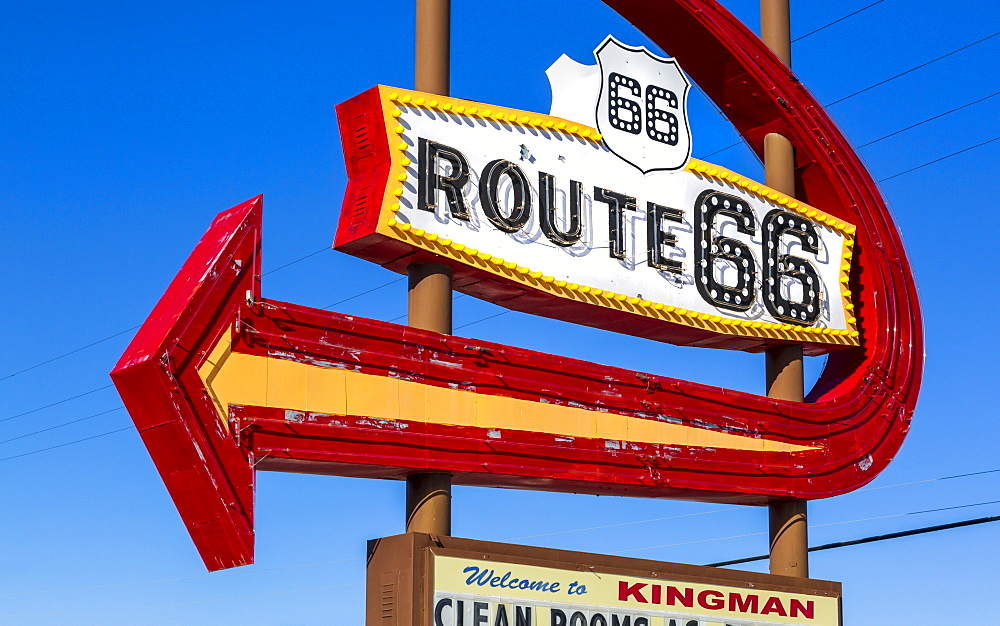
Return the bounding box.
[618,581,648,603]
[761,596,788,617]
[698,590,725,610]
[651,584,661,604]
[665,586,693,608]
[791,599,815,619]
[729,593,759,614]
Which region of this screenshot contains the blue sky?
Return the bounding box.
[2,0,998,622]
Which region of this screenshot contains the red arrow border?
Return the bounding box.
[111,197,261,571]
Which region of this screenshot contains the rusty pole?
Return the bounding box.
[761,0,808,578]
[405,0,453,537]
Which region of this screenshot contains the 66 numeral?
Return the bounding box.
[607,72,680,146]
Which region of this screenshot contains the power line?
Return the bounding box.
[0,248,334,385]
[386,292,470,324]
[701,130,1000,184]
[0,326,140,383]
[505,468,1000,545]
[455,310,511,330]
[706,515,1000,567]
[2,295,488,447]
[0,425,133,463]
[322,277,404,310]
[4,501,992,607]
[1,291,474,427]
[858,467,1000,491]
[3,507,996,614]
[699,31,1000,160]
[857,90,1000,148]
[262,246,329,275]
[620,497,1000,554]
[878,136,999,182]
[30,441,989,597]
[4,395,999,582]
[826,30,999,106]
[0,557,364,598]
[0,407,124,445]
[0,581,363,620]
[0,385,115,424]
[698,141,742,159]
[792,0,888,43]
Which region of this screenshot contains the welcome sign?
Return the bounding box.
[434,557,837,626]
[335,38,858,353]
[368,534,842,626]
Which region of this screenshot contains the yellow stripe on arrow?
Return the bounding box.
[198,327,817,453]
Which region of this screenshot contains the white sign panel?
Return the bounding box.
[391,101,854,335]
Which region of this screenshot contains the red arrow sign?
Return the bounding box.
[111,197,260,571]
[112,0,921,572]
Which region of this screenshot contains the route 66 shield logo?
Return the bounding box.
[596,36,692,173]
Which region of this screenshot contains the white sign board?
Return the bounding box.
[383,96,857,342]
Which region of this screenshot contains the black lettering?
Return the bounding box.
[495,604,509,626]
[647,202,683,273]
[538,172,583,246]
[645,85,680,146]
[591,614,608,626]
[479,159,531,233]
[694,190,757,311]
[608,72,641,135]
[418,138,471,220]
[761,209,822,325]
[435,598,452,626]
[570,612,588,626]
[551,608,568,626]
[515,605,532,626]
[473,601,489,626]
[634,619,649,626]
[594,187,637,259]
[457,600,466,626]
[612,616,631,626]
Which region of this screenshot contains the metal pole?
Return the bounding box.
[761,0,808,579]
[405,0,453,537]
[407,262,452,333]
[415,0,450,96]
[760,0,792,66]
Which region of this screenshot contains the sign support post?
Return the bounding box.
[405,0,453,537]
[761,0,809,579]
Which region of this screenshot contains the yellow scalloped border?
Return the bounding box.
[370,85,860,347]
[685,159,857,237]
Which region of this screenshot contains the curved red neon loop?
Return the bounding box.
[597,0,922,494]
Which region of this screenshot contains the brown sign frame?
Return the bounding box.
[366,533,841,625]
